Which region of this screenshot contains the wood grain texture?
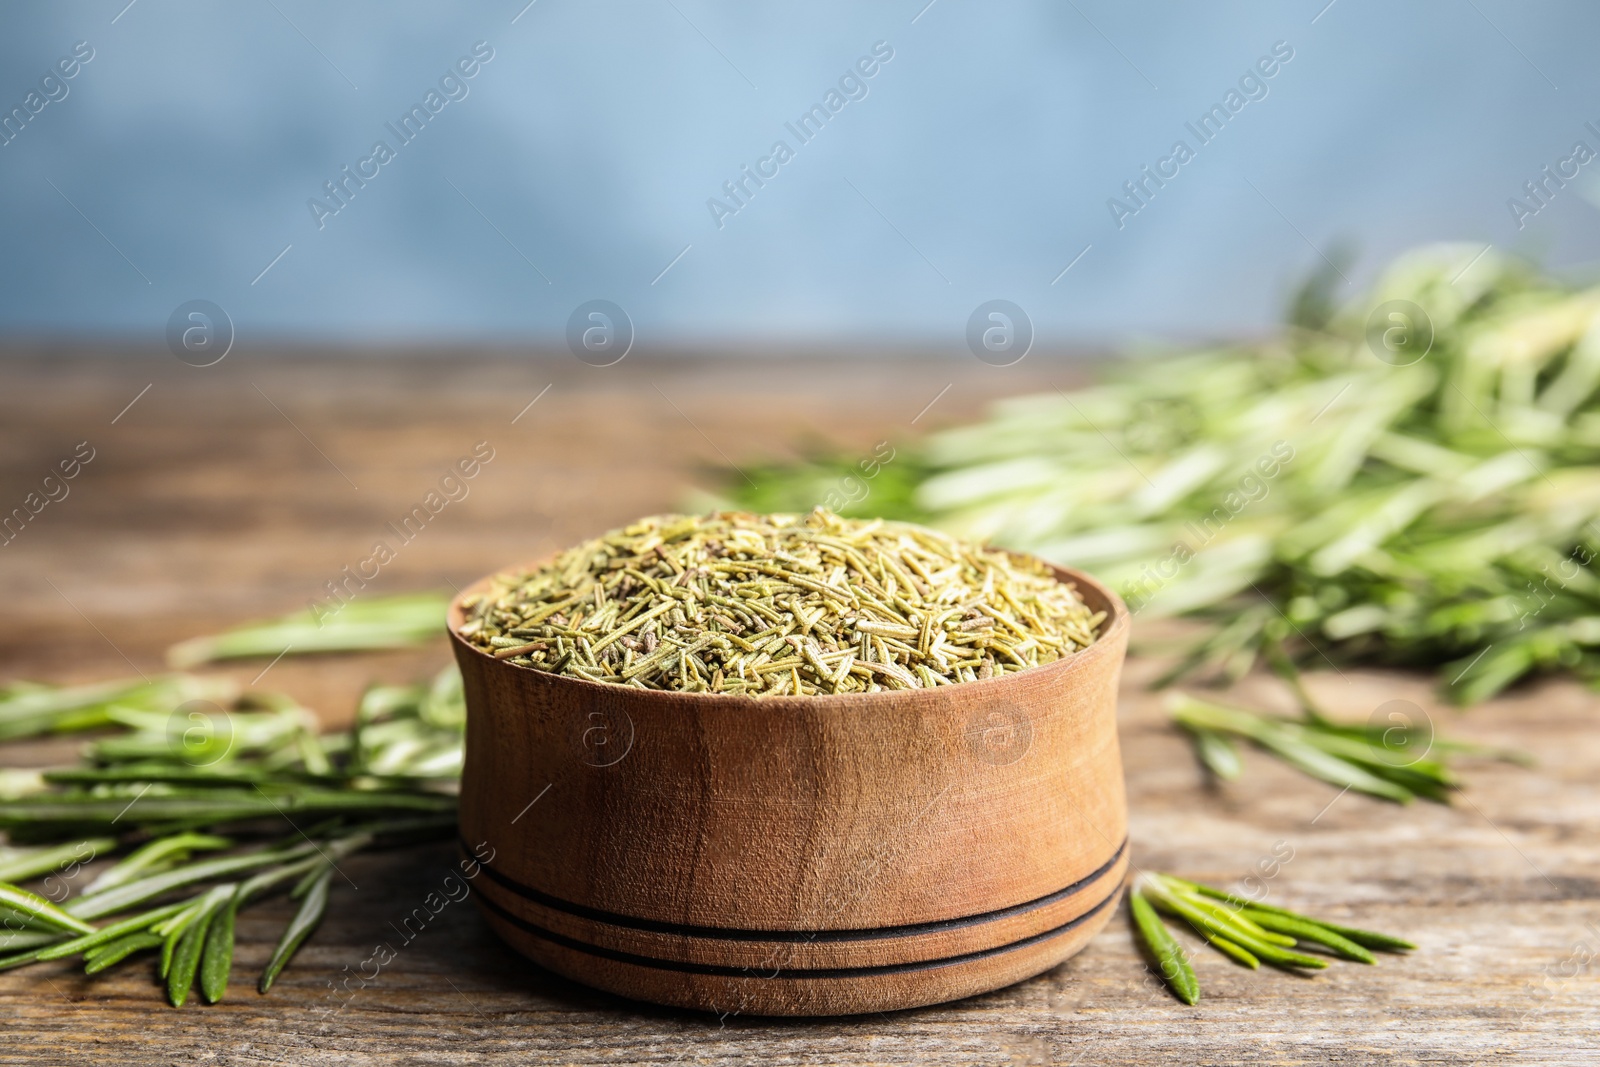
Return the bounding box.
[451,564,1129,1014]
[0,353,1596,1064]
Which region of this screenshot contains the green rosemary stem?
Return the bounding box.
[1128,876,1199,1005]
[1129,872,1414,1004]
[166,593,450,668]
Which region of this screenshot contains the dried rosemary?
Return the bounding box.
[457,509,1103,695]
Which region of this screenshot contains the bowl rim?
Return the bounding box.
[447,547,1127,709]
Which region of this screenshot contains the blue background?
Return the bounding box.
[1,0,1597,349]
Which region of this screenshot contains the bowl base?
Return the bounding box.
[468,846,1127,1017]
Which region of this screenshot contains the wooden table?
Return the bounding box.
[1,352,1595,1065]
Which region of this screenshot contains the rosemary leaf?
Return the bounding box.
[82,833,231,896]
[0,947,55,971]
[1237,909,1376,964]
[259,869,331,994]
[0,838,115,884]
[1187,727,1242,781]
[1293,919,1417,953]
[68,844,319,921]
[199,897,238,1003]
[83,931,163,974]
[1178,877,1416,952]
[1169,694,1456,804]
[35,900,190,960]
[1249,732,1417,804]
[1143,875,1327,970]
[0,930,69,951]
[0,789,454,834]
[159,886,232,983]
[166,594,450,668]
[1200,930,1260,969]
[1175,892,1296,947]
[1128,882,1199,1005]
[0,676,232,742]
[167,898,222,1007]
[0,882,95,935]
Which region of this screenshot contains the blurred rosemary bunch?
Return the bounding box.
[717,243,1600,705]
[1167,691,1528,804]
[167,592,451,668]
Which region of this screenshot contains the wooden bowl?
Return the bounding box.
[449,560,1129,1017]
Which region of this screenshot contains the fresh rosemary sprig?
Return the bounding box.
[1129,872,1414,1004]
[718,244,1600,704]
[166,592,451,668]
[0,675,235,743]
[0,664,463,1004]
[1169,692,1528,804]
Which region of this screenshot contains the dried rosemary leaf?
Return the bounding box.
[461,509,1103,695]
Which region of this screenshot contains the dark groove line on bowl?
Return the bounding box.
[462,835,1127,943]
[474,879,1124,980]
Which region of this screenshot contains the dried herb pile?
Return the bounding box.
[458,509,1102,695]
